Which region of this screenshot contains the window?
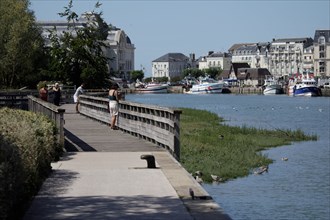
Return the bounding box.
[319,45,325,51]
[318,36,325,44]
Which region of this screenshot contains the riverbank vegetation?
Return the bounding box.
[179,108,317,183]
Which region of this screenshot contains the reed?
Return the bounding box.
[179,108,317,183]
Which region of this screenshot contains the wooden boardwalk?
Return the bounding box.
[63,104,164,153]
[24,104,231,220]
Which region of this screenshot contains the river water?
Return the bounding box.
[125,93,330,220]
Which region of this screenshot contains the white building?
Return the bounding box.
[313,30,330,77]
[105,28,135,79]
[198,51,231,70]
[229,43,270,69]
[269,37,313,77]
[152,53,189,80]
[302,45,314,75]
[38,13,135,79]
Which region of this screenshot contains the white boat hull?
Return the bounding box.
[189,83,223,94]
[135,85,168,94]
[263,85,283,95]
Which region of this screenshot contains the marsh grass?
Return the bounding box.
[180,108,317,183]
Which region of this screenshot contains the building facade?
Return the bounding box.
[268,37,313,77]
[198,51,231,70]
[152,53,189,80]
[302,45,314,75]
[313,30,330,77]
[230,43,270,69]
[37,13,135,79]
[105,28,135,79]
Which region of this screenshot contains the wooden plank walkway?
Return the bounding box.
[24,104,231,220]
[63,104,164,153]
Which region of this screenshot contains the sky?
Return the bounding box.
[30,0,330,77]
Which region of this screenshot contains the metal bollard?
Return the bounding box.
[140,154,156,168]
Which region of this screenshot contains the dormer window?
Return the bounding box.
[318,36,325,44]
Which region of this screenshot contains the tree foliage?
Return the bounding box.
[47,0,110,88]
[182,68,204,78]
[130,70,144,82]
[182,67,223,79]
[204,67,223,79]
[0,0,47,89]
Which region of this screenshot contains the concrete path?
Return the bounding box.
[23,104,231,220]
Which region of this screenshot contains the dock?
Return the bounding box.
[23,104,231,220]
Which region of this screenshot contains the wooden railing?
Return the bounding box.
[0,91,38,110]
[78,95,182,160]
[27,95,65,147]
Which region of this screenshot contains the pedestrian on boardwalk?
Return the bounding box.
[73,83,85,113]
[52,83,61,106]
[108,83,120,129]
[39,84,48,102]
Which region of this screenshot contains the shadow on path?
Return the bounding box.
[25,195,192,220]
[64,128,97,152]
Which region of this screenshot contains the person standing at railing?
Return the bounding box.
[73,83,85,113]
[39,84,48,102]
[52,83,61,106]
[108,83,120,130]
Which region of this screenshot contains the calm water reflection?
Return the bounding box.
[126,93,330,220]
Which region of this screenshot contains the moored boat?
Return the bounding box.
[263,77,284,95]
[135,82,168,94]
[292,78,321,97]
[288,75,322,97]
[187,76,223,94]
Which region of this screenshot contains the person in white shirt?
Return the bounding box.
[73,83,84,113]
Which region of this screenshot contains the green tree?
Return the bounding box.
[203,67,222,79]
[182,68,204,78]
[48,0,110,88]
[0,0,47,89]
[130,70,144,82]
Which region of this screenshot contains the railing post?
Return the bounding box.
[57,109,65,147]
[173,110,181,161]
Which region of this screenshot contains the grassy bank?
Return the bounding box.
[179,108,317,183]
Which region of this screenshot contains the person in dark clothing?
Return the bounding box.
[53,83,61,106]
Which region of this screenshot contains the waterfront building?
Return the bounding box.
[37,13,135,80]
[268,37,313,78]
[198,51,231,71]
[152,53,189,80]
[220,63,250,80]
[104,28,135,80]
[236,68,271,87]
[229,43,271,69]
[313,30,330,77]
[302,45,314,75]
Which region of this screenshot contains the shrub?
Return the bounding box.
[0,108,59,220]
